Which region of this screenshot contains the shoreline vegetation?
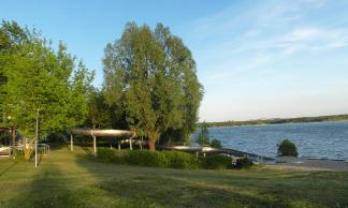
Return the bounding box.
[201,114,348,127]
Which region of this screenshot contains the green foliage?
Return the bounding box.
[0,21,93,140]
[98,148,120,162]
[126,150,169,167]
[235,157,253,169]
[201,154,232,169]
[13,150,24,161]
[97,149,246,170]
[86,88,112,128]
[277,139,298,157]
[159,129,187,146]
[103,22,203,149]
[163,151,199,169]
[210,139,222,148]
[97,149,200,169]
[196,122,209,146]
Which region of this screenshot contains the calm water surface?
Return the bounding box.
[203,120,348,160]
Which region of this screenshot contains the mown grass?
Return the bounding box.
[0,146,347,208]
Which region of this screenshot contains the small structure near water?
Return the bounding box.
[69,128,137,155]
[158,145,276,163]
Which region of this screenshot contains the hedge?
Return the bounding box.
[201,154,232,169]
[97,148,252,170]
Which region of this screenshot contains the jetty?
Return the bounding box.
[158,145,276,163]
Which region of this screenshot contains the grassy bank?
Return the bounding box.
[0,147,348,208]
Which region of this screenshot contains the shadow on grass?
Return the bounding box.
[73,152,315,208]
[0,161,18,177]
[5,147,347,208]
[7,161,84,208]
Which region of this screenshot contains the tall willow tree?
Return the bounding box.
[0,21,93,159]
[103,22,203,150]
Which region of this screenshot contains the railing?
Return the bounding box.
[158,145,276,163]
[11,144,50,155]
[38,143,50,155]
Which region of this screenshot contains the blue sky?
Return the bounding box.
[1,0,348,121]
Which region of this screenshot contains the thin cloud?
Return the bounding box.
[185,0,348,83]
[181,0,348,121]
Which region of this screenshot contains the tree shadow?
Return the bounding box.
[73,152,316,208]
[0,161,18,177]
[5,147,346,208]
[6,160,84,208]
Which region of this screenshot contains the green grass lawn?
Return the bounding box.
[0,147,348,208]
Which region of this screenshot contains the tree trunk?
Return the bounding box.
[24,139,35,160]
[146,128,160,151]
[148,139,156,151]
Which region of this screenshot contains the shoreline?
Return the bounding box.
[266,157,348,172]
[203,115,348,128]
[209,119,348,128]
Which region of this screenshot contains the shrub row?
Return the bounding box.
[98,148,199,169]
[97,148,252,170]
[201,154,232,169]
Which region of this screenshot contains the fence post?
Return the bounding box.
[35,109,39,168]
[70,134,74,152]
[93,135,97,156]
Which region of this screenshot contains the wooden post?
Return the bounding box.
[93,135,97,156]
[129,137,133,150]
[118,139,121,150]
[70,134,73,152]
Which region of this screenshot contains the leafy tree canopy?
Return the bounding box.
[103,22,203,150]
[86,87,112,129]
[0,20,93,141]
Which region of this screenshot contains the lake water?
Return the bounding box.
[201,120,348,160]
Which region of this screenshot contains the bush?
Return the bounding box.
[277,139,298,157]
[201,154,232,169]
[210,139,222,148]
[234,157,253,169]
[98,148,117,162]
[163,151,199,169]
[126,150,169,167]
[97,149,201,169]
[97,149,250,170]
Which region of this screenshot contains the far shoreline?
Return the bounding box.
[201,114,348,128]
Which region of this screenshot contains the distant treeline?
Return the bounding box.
[201,114,348,127]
